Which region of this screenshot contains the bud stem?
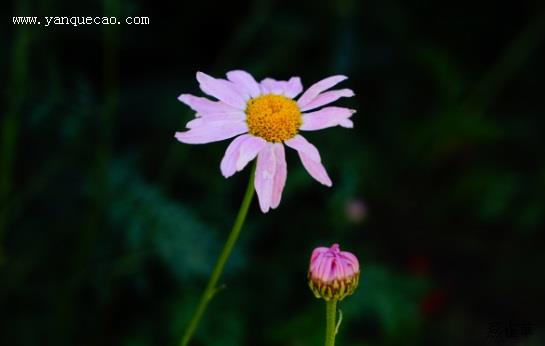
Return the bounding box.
[325,299,338,346]
[179,163,256,346]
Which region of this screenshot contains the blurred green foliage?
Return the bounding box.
[2,0,545,345]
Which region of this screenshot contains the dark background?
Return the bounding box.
[2,0,545,345]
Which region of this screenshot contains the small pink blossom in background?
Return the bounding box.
[345,198,367,223]
[175,70,356,213]
[308,243,360,301]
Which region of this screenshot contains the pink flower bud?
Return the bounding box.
[308,244,360,301]
[345,198,367,224]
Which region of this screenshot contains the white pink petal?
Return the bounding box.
[254,143,287,213]
[226,70,261,99]
[178,94,240,115]
[175,121,248,144]
[260,78,286,95]
[284,135,332,186]
[270,144,287,209]
[220,135,248,178]
[196,72,247,109]
[300,107,355,131]
[297,75,348,108]
[220,134,267,178]
[186,112,246,129]
[300,88,354,112]
[283,77,303,98]
[236,136,268,171]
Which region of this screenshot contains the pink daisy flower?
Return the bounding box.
[175,70,356,213]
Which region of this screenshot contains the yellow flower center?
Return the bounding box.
[245,94,302,142]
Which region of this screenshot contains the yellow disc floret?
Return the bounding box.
[245,94,302,142]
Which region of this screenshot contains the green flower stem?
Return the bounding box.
[180,164,256,346]
[325,299,338,346]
